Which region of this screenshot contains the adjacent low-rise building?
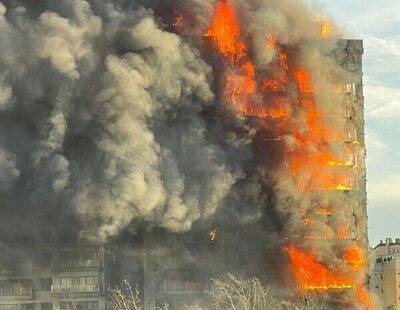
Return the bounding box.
[371,238,400,309]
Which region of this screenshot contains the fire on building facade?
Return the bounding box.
[139,36,370,310]
[0,0,373,309]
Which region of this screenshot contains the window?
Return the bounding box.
[61,302,98,310]
[344,82,356,94]
[347,62,355,71]
[60,277,98,287]
[21,305,33,310]
[60,252,73,267]
[60,277,73,287]
[166,279,185,291]
[40,278,52,291]
[60,302,74,310]
[184,281,203,291]
[0,287,13,296]
[38,254,52,268]
[41,304,52,310]
[83,302,98,310]
[59,251,99,268]
[85,277,96,285]
[80,277,98,286]
[0,306,17,310]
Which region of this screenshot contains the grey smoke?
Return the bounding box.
[0,0,256,243]
[0,0,371,306]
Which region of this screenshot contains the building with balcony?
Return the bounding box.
[140,38,367,309]
[371,238,400,309]
[0,244,113,310]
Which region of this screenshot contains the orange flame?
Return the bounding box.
[293,69,315,93]
[205,2,245,64]
[283,246,355,290]
[343,247,365,270]
[315,207,332,216]
[317,20,331,38]
[303,218,316,225]
[266,34,277,48]
[205,2,372,307]
[356,286,376,310]
[172,10,184,28]
[205,1,257,114]
[337,226,349,239]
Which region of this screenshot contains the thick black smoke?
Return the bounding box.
[0,0,267,245]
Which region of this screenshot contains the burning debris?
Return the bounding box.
[209,228,218,241]
[0,0,373,308]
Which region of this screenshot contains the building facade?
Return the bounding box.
[141,39,368,309]
[0,39,367,310]
[0,245,111,310]
[371,238,400,309]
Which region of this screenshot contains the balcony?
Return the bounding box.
[51,259,100,272]
[0,287,33,300]
[51,284,99,295]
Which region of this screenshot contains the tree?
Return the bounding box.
[107,280,169,310]
[208,274,332,310]
[208,273,281,310]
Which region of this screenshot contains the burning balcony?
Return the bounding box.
[296,168,358,192]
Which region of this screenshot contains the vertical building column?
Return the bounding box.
[143,231,156,310]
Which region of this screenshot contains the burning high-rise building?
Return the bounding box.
[138,2,372,309]
[139,3,372,308]
[0,0,373,309]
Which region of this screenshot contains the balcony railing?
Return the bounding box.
[51,284,99,294]
[51,259,100,271]
[0,287,33,300]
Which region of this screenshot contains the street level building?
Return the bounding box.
[371,238,400,309]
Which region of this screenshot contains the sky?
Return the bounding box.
[309,0,400,247]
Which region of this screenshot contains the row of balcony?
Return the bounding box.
[51,259,100,271]
[0,261,101,276]
[51,284,100,294]
[0,284,100,300]
[0,287,33,300]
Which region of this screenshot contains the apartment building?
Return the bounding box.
[371,238,400,309]
[0,244,111,310]
[141,38,367,309]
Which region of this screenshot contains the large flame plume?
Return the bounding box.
[203,1,373,308]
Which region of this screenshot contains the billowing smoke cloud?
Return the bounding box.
[0,0,258,242]
[0,0,372,307]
